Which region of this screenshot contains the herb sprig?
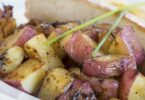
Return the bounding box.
[92,10,128,58]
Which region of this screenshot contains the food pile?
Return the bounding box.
[0,5,145,100]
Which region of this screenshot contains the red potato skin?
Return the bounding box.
[119,69,138,100]
[58,23,120,43]
[59,76,119,100]
[89,78,119,100]
[70,78,86,89]
[36,23,55,36]
[64,31,103,64]
[82,25,100,42]
[58,79,97,100]
[83,56,136,78]
[118,25,145,65]
[58,79,83,100]
[74,82,96,99]
[55,24,99,42]
[14,27,37,47]
[0,27,36,53]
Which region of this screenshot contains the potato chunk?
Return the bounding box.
[119,69,145,100]
[0,46,24,77]
[60,31,103,64]
[3,59,46,94]
[38,67,73,100]
[83,55,136,78]
[109,25,144,64]
[24,34,64,71]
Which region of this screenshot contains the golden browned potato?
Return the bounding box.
[0,5,16,39]
[24,34,64,71]
[97,23,121,53]
[119,69,145,100]
[38,67,73,100]
[3,18,16,38]
[0,46,24,77]
[98,31,114,53]
[47,31,66,59]
[3,59,46,94]
[108,25,144,65]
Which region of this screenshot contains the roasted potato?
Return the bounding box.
[3,18,16,38]
[24,34,64,71]
[3,59,46,94]
[98,31,114,53]
[38,67,73,100]
[36,23,54,36]
[47,31,66,59]
[108,25,145,65]
[60,31,103,64]
[14,27,37,47]
[83,55,136,78]
[0,46,24,77]
[0,5,16,39]
[70,82,96,100]
[81,25,99,42]
[0,27,37,53]
[89,78,119,100]
[58,77,96,100]
[96,23,121,53]
[59,75,119,100]
[119,69,145,100]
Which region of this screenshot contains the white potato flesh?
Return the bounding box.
[22,68,46,94]
[128,73,145,100]
[3,59,46,94]
[38,67,73,100]
[24,34,64,71]
[0,46,24,74]
[108,35,129,55]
